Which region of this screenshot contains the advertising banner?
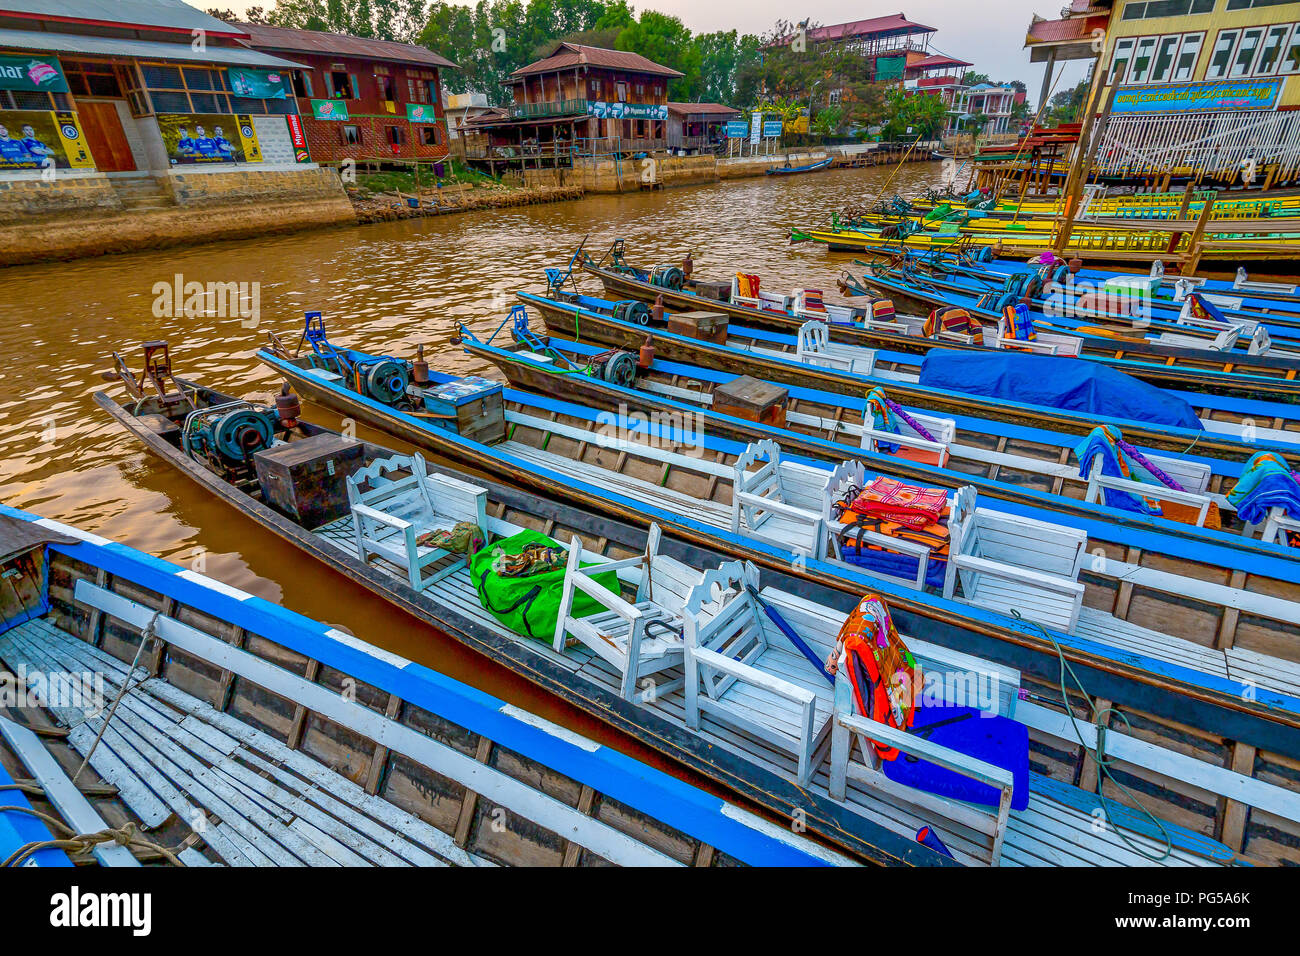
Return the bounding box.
[1112,79,1284,114]
[406,103,440,123]
[158,113,262,165]
[586,101,668,120]
[0,55,68,93]
[310,99,349,121]
[285,113,311,163]
[0,110,92,170]
[227,67,288,100]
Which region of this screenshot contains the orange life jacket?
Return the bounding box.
[838,596,919,761]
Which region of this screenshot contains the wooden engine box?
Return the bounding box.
[712,375,788,428]
[687,278,731,302]
[254,434,366,530]
[667,310,729,344]
[421,376,507,444]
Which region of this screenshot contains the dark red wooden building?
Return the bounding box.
[236,22,457,165]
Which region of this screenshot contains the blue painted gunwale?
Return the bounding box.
[0,504,847,868]
[258,349,1300,721]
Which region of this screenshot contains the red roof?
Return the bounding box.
[913,54,973,71]
[508,43,683,81]
[667,102,740,116]
[235,21,457,69]
[804,14,936,42]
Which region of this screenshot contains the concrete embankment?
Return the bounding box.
[0,167,355,267]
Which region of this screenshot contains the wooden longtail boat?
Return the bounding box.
[581,258,1300,393]
[850,250,1300,326]
[99,351,1300,865]
[883,189,1300,224]
[0,508,839,868]
[847,266,1300,358]
[253,327,1300,725]
[795,222,1300,266]
[462,331,1296,552]
[524,291,1300,466]
[766,158,834,175]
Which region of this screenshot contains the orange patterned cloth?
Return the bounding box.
[848,477,949,530]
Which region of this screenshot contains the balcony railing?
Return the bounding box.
[507,98,590,119]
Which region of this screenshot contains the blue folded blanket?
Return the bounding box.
[1229,452,1300,525]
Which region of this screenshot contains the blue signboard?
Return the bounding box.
[1111,79,1284,114]
[725,120,748,138]
[762,120,783,138]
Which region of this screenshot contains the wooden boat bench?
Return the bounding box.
[729,275,792,313]
[554,524,702,700]
[1156,325,1242,352]
[795,321,878,375]
[943,487,1087,634]
[1083,452,1219,527]
[731,439,834,560]
[859,406,956,469]
[346,453,488,592]
[683,562,835,786]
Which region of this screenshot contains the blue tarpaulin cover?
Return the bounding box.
[918,350,1202,430]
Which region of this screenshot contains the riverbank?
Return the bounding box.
[350,182,586,224]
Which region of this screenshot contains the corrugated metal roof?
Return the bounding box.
[508,43,682,80]
[914,54,973,70]
[0,27,305,68]
[235,21,456,69]
[667,102,739,116]
[0,0,244,35]
[1025,14,1109,45]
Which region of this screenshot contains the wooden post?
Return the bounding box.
[1183,189,1217,274]
[1055,77,1114,254]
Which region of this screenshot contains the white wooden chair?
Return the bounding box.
[992,314,1083,357]
[830,674,1017,865]
[1248,326,1300,359]
[791,289,829,320]
[552,524,702,700]
[683,562,835,786]
[1234,267,1296,295]
[1157,324,1242,352]
[943,487,1087,634]
[731,440,833,560]
[823,461,939,590]
[346,454,488,591]
[729,275,790,312]
[1083,452,1219,528]
[1261,508,1300,550]
[860,404,955,468]
[795,321,878,375]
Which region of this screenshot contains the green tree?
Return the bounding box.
[269,0,429,41]
[881,88,948,140]
[613,10,701,100]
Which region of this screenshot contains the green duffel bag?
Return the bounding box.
[470,529,621,643]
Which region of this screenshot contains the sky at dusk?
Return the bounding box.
[218,0,1093,107]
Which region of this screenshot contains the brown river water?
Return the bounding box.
[0,162,946,778]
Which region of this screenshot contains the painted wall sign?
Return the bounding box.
[1112,79,1285,114]
[158,113,262,165]
[227,68,287,100]
[0,55,67,93]
[310,99,349,121]
[0,110,92,170]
